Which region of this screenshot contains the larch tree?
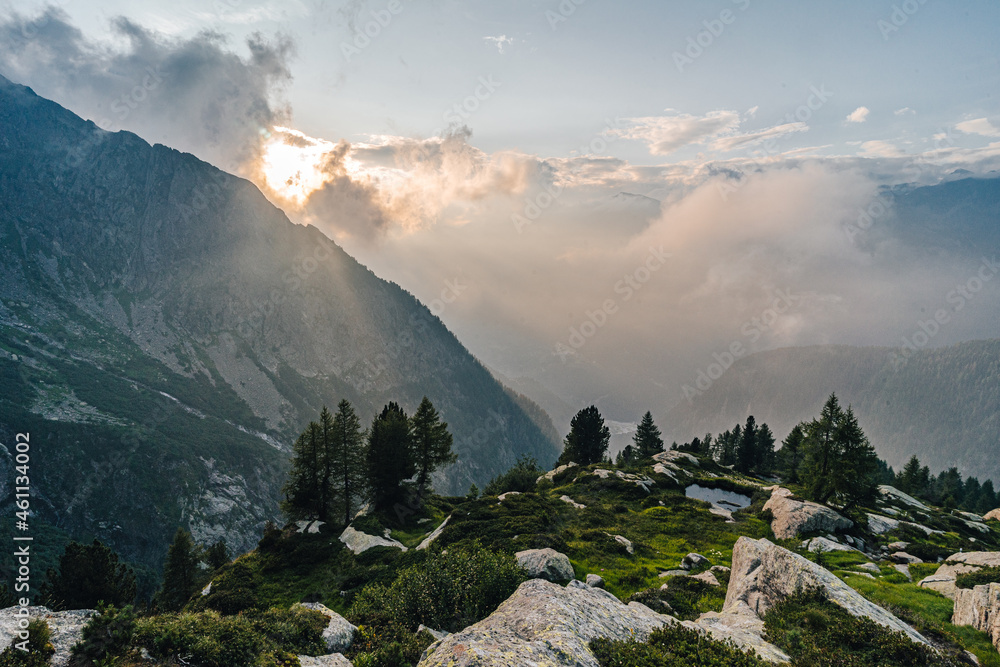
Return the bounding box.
[330,399,367,526]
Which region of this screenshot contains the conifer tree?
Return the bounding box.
[616,444,638,468]
[43,540,136,610]
[365,402,415,511]
[896,455,924,494]
[633,411,665,459]
[205,540,230,570]
[410,397,456,497]
[559,405,610,465]
[158,528,199,611]
[281,421,324,520]
[736,416,758,474]
[755,423,776,474]
[331,399,367,525]
[801,394,841,502]
[779,424,805,483]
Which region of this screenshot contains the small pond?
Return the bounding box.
[685,484,751,509]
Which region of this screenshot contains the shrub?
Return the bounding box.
[955,565,1000,589]
[349,546,528,634]
[763,589,956,666]
[195,558,266,615]
[68,604,137,667]
[590,623,767,666]
[349,625,432,667]
[902,542,951,564]
[351,515,386,536]
[627,577,724,621]
[483,455,544,496]
[0,619,54,667]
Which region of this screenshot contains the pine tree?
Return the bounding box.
[977,480,998,514]
[205,540,230,570]
[801,394,842,502]
[633,411,664,459]
[317,406,336,521]
[755,423,776,474]
[833,406,880,510]
[616,444,638,467]
[896,455,924,494]
[43,541,136,610]
[365,402,415,512]
[559,406,610,465]
[330,399,367,526]
[281,421,324,520]
[779,424,805,483]
[410,397,456,498]
[158,528,200,611]
[736,416,757,474]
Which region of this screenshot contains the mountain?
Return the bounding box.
[0,74,559,570]
[664,340,1000,483]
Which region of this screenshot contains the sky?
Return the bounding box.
[1,0,999,432]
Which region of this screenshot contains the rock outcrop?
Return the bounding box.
[0,606,96,667]
[416,516,451,551]
[294,603,358,653]
[725,537,927,646]
[538,463,577,484]
[866,513,900,535]
[299,655,353,666]
[692,601,790,664]
[339,527,407,554]
[918,551,1000,599]
[515,548,575,582]
[984,508,1000,522]
[878,485,930,511]
[416,579,671,667]
[762,488,852,539]
[952,583,1000,651]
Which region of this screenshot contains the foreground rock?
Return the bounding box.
[952,583,1000,651]
[726,537,927,646]
[299,655,353,666]
[762,488,852,539]
[918,551,1000,599]
[537,462,577,483]
[339,526,407,554]
[0,606,96,667]
[984,508,1000,522]
[515,548,575,582]
[693,601,790,664]
[416,579,671,667]
[294,603,357,653]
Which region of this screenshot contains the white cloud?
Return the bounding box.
[483,35,515,54]
[894,107,916,116]
[956,117,1000,138]
[711,122,809,152]
[857,140,904,158]
[846,106,870,123]
[615,111,740,155]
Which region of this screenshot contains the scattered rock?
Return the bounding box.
[692,601,791,664]
[900,521,945,536]
[962,519,992,534]
[561,495,587,509]
[857,563,880,574]
[299,655,353,666]
[888,541,909,551]
[416,515,451,551]
[515,548,575,582]
[879,485,931,511]
[802,537,857,553]
[711,565,731,576]
[417,624,451,642]
[607,534,633,554]
[691,571,720,586]
[339,526,407,554]
[866,513,900,535]
[894,564,912,581]
[918,552,1000,599]
[497,491,520,502]
[200,582,212,596]
[537,462,578,484]
[890,552,923,565]
[762,487,853,539]
[659,569,689,578]
[585,574,605,588]
[296,520,326,534]
[983,508,1000,522]
[654,450,700,467]
[958,511,985,522]
[415,579,672,667]
[294,603,358,653]
[726,537,928,646]
[0,606,96,667]
[682,552,710,569]
[952,582,1000,652]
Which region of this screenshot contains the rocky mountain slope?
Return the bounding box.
[665,340,1000,482]
[0,73,559,569]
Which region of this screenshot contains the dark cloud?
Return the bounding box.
[302,140,390,242]
[0,7,294,172]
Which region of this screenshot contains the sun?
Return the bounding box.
[259,126,339,205]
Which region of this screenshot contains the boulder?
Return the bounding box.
[894,564,912,581]
[299,655,353,666]
[918,552,1000,600]
[762,488,853,539]
[609,534,634,555]
[585,574,605,588]
[416,515,451,551]
[802,537,857,553]
[890,552,923,565]
[296,520,326,534]
[294,603,357,653]
[691,571,720,587]
[497,491,520,502]
[659,569,689,578]
[0,606,96,667]
[857,562,880,574]
[418,624,451,641]
[537,462,577,484]
[515,548,575,582]
[682,552,710,569]
[958,511,985,523]
[866,513,900,535]
[726,537,928,646]
[952,583,1000,651]
[984,508,1000,522]
[878,485,930,511]
[888,541,909,551]
[653,450,700,467]
[416,578,672,667]
[692,601,791,664]
[339,526,407,555]
[560,495,587,509]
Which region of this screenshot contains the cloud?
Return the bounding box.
[483,35,515,54]
[846,106,870,123]
[615,111,740,155]
[956,117,1000,138]
[858,140,904,158]
[894,107,916,116]
[0,7,294,173]
[710,122,808,152]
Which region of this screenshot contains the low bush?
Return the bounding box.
[69,604,137,666]
[902,542,952,563]
[627,577,724,621]
[956,565,1000,589]
[351,515,386,537]
[763,589,957,666]
[483,455,544,496]
[0,619,54,667]
[590,622,767,666]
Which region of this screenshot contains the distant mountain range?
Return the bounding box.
[664,340,1000,483]
[0,74,559,570]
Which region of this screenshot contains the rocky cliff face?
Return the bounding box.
[0,74,559,570]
